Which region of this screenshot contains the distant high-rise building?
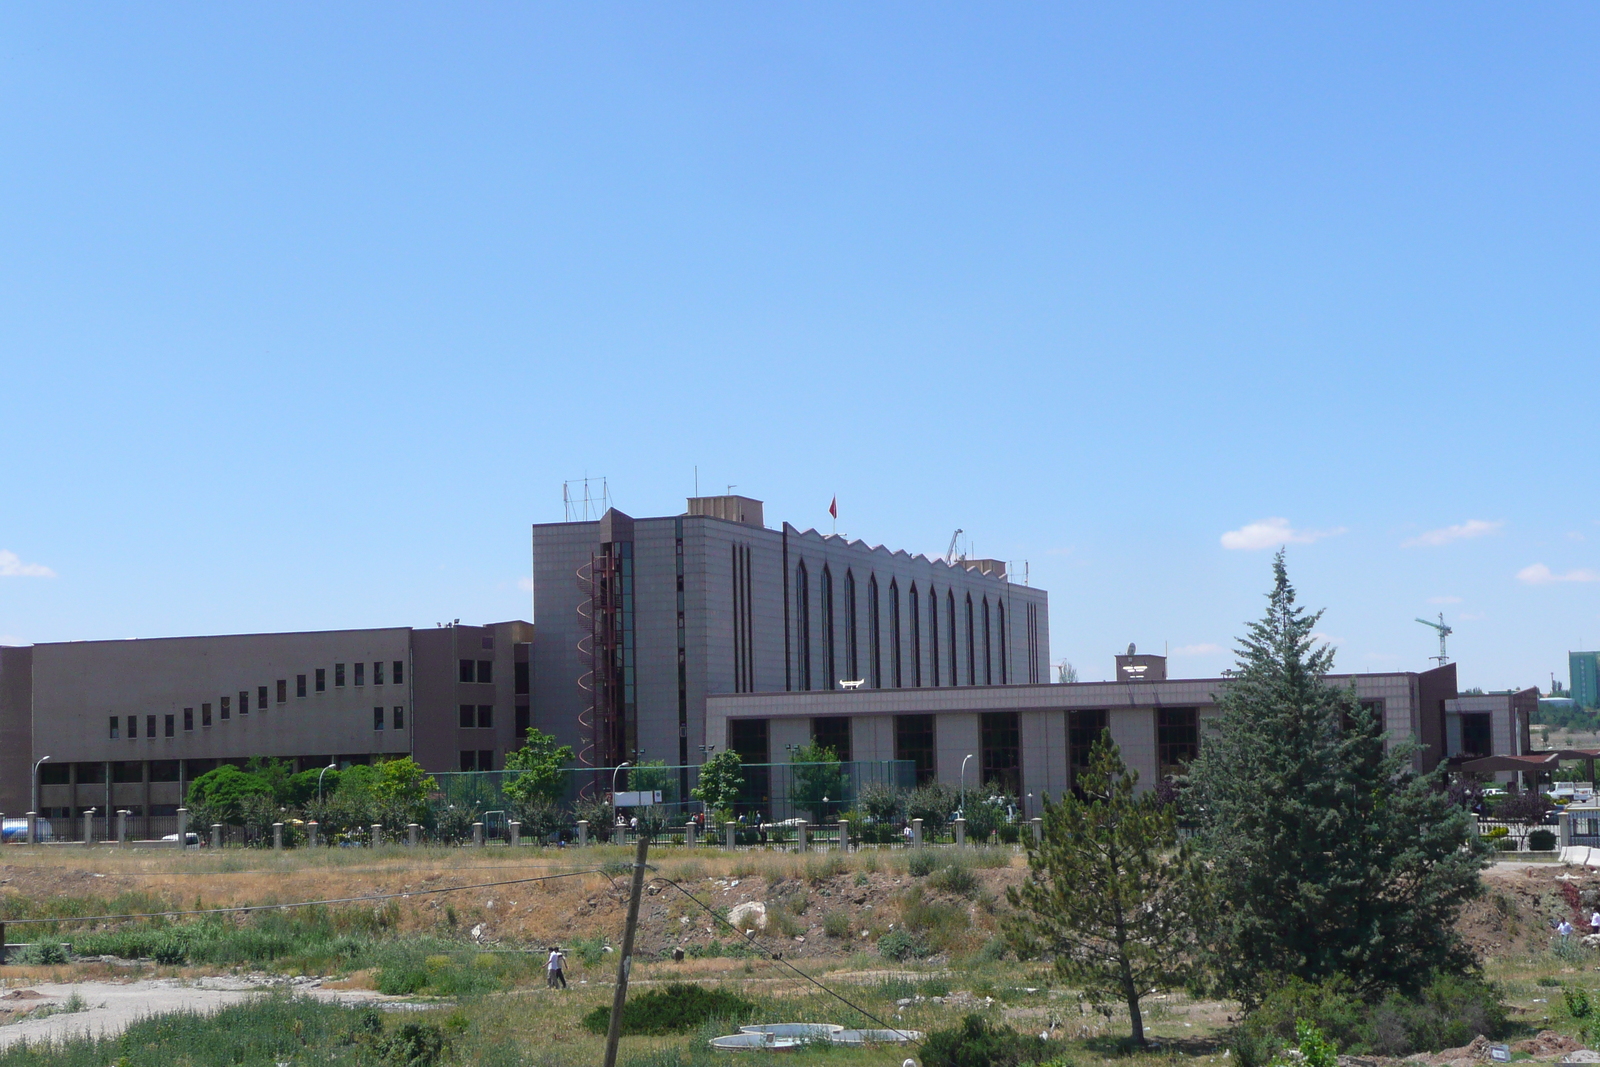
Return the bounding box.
[1572,651,1600,709]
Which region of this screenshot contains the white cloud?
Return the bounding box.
[1402,519,1503,548]
[0,550,55,578]
[1428,596,1463,604]
[1517,563,1600,584]
[1171,643,1225,656]
[1220,518,1346,551]
[517,577,535,592]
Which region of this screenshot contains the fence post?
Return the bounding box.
[953,817,966,847]
[82,808,96,846]
[1030,817,1043,845]
[408,823,419,847]
[273,823,284,851]
[796,820,808,852]
[577,820,589,847]
[25,812,36,845]
[685,820,697,847]
[370,824,383,848]
[725,821,736,850]
[116,809,128,846]
[837,819,850,852]
[307,821,320,848]
[911,818,923,848]
[176,807,189,849]
[211,823,223,850]
[509,820,521,847]
[472,822,483,847]
[1560,810,1572,848]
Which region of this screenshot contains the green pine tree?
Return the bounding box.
[1004,731,1200,1048]
[1184,552,1490,1006]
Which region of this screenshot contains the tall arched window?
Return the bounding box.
[796,560,811,690]
[909,582,921,686]
[890,579,903,687]
[929,587,941,686]
[822,565,836,689]
[982,596,992,685]
[948,590,958,687]
[844,570,858,683]
[997,601,1007,684]
[868,575,881,688]
[966,594,976,686]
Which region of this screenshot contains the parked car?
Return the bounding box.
[1,817,55,843]
[160,831,200,845]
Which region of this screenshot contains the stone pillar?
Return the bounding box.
[725,821,737,850]
[211,823,223,850]
[82,808,96,846]
[1560,810,1572,848]
[1031,817,1043,845]
[685,820,697,847]
[273,822,284,851]
[307,821,320,848]
[176,807,189,849]
[796,820,808,852]
[116,809,128,845]
[953,817,966,846]
[509,821,521,847]
[577,819,589,847]
[911,818,923,848]
[838,820,850,852]
[472,822,483,847]
[370,824,383,848]
[25,812,36,845]
[407,823,419,847]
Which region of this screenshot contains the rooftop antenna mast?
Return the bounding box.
[1414,612,1453,666]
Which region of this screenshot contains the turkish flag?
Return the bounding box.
[829,497,838,519]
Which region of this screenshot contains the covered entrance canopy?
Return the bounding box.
[1457,750,1600,783]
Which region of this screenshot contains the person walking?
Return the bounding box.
[546,945,567,989]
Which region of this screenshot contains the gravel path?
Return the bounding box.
[0,976,414,1050]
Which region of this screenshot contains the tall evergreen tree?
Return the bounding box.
[1185,553,1489,1006]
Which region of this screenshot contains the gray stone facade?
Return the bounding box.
[530,496,1050,775]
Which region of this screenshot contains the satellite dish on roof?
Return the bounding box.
[1127,643,1136,656]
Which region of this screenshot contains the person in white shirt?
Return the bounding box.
[1558,919,1575,940]
[546,946,567,988]
[1589,910,1600,936]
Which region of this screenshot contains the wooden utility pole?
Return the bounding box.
[602,833,650,1067]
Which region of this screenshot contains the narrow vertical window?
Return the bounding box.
[183,708,194,732]
[909,582,921,686]
[201,703,212,727]
[258,685,268,710]
[240,690,250,714]
[374,661,385,685]
[394,706,405,730]
[355,662,365,686]
[928,587,940,686]
[394,660,404,684]
[889,579,902,688]
[982,597,992,685]
[128,715,138,738]
[147,714,156,737]
[796,560,812,690]
[965,594,975,686]
[315,669,325,692]
[220,695,230,719]
[374,707,385,731]
[109,716,119,739]
[335,663,346,687]
[867,575,881,688]
[844,569,858,683]
[822,565,836,689]
[297,674,307,698]
[276,679,287,704]
[997,602,1007,684]
[948,591,958,687]
[165,714,175,737]
[460,704,475,728]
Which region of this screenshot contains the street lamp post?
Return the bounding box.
[317,762,339,803]
[30,755,51,816]
[960,753,974,816]
[612,761,632,825]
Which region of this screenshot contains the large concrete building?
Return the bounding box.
[0,621,532,819]
[530,496,1051,788]
[706,655,1539,814]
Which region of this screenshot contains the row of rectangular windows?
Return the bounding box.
[109,705,405,739]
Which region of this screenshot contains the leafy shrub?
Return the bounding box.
[921,1014,1051,1067]
[375,1022,448,1067]
[1567,985,1594,1019]
[907,850,941,877]
[1483,826,1509,839]
[1493,836,1520,852]
[878,929,929,961]
[822,911,851,939]
[931,859,980,897]
[568,934,607,966]
[581,983,756,1035]
[1530,829,1558,850]
[12,941,69,965]
[1238,974,1506,1058]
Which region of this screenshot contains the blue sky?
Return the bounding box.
[2,5,1596,691]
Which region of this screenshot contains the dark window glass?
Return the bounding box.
[479,749,495,771]
[982,597,991,685]
[948,591,958,687]
[460,659,475,683]
[201,703,212,727]
[822,565,836,689]
[868,575,881,688]
[515,704,530,738]
[355,662,364,687]
[895,714,937,785]
[844,569,858,683]
[477,660,493,684]
[728,718,770,815]
[1461,713,1493,757]
[335,663,346,687]
[394,660,404,684]
[812,716,852,762]
[76,761,106,784]
[929,588,940,685]
[184,708,194,731]
[258,685,268,710]
[394,706,405,730]
[997,603,1007,684]
[460,750,477,771]
[1068,709,1108,780]
[478,704,493,729]
[276,680,286,703]
[128,715,138,739]
[374,661,385,685]
[220,696,230,719]
[165,714,175,737]
[1157,707,1199,776]
[966,595,976,686]
[515,661,530,695]
[980,711,1021,795]
[109,716,119,739]
[147,714,157,737]
[908,582,920,686]
[149,759,179,782]
[795,561,811,690]
[890,579,902,688]
[39,762,71,784]
[315,669,325,692]
[297,675,307,698]
[460,704,475,728]
[374,707,385,731]
[112,760,143,783]
[187,759,217,776]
